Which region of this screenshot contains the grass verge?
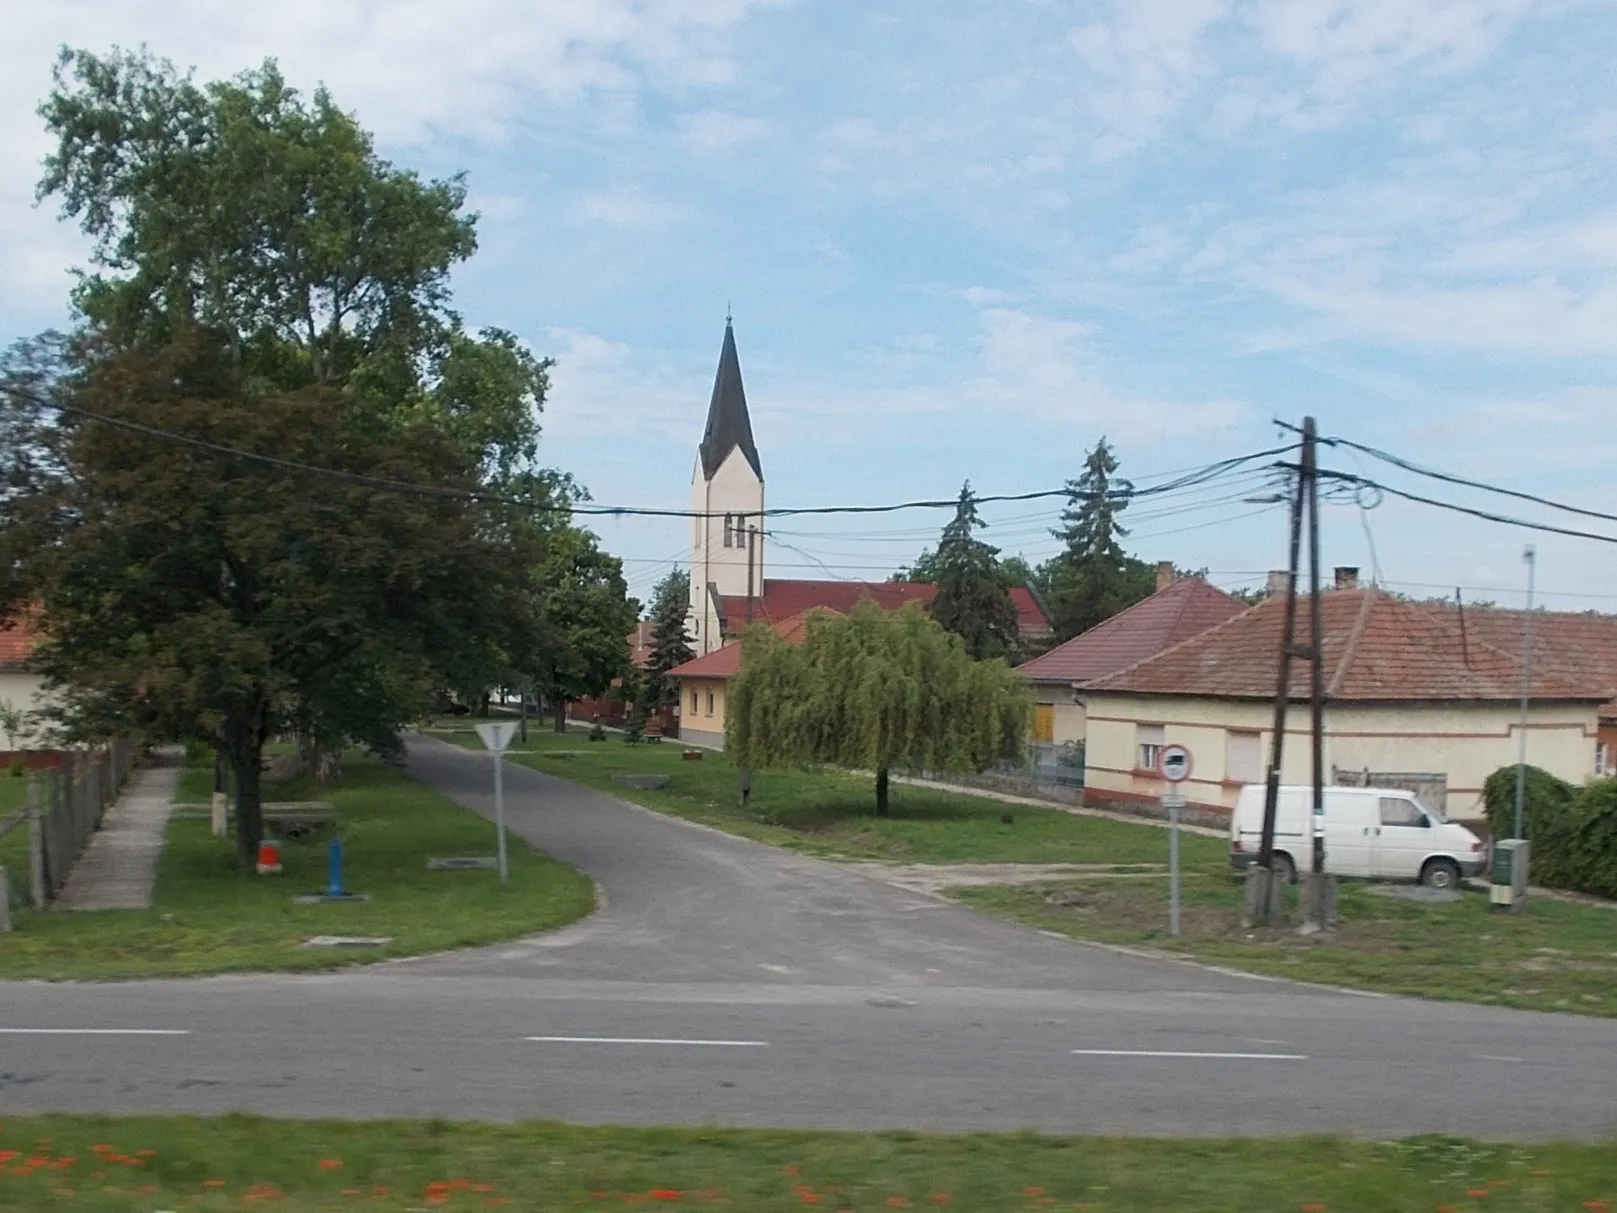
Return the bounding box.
[430,723,1219,868]
[0,750,594,980]
[0,1115,1613,1213]
[954,868,1617,1018]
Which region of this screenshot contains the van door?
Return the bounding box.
[1372,795,1436,879]
[1323,794,1375,876]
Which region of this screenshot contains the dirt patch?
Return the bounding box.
[848,862,1164,895]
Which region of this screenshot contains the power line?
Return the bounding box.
[1322,432,1617,528]
[15,388,1298,521]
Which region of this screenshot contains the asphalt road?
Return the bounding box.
[3,733,1615,1139]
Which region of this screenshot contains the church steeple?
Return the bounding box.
[698,320,762,481]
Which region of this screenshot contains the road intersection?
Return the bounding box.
[3,734,1615,1138]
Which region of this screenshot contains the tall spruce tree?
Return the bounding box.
[643,568,694,712]
[1044,437,1155,640]
[929,482,1020,660]
[727,601,1030,817]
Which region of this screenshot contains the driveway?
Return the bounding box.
[2,733,1616,1138]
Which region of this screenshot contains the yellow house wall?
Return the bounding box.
[0,670,50,748]
[1082,693,1599,821]
[678,676,730,748]
[1029,682,1087,745]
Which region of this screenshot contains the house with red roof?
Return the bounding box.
[1080,577,1613,822]
[667,610,826,749]
[0,612,47,750]
[1015,564,1245,748]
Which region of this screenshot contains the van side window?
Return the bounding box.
[1379,797,1426,828]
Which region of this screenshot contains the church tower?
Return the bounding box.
[689,320,765,655]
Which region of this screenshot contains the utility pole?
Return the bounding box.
[1513,545,1537,840]
[1300,418,1335,934]
[746,521,759,627]
[1249,416,1332,931]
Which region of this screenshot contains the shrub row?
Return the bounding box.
[1482,765,1617,898]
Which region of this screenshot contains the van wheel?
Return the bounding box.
[1421,858,1461,890]
[1270,853,1296,885]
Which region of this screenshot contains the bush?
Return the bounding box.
[1565,779,1617,899]
[1481,763,1574,840]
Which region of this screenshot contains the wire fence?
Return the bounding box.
[0,742,136,913]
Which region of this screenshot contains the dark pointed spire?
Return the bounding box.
[698,319,762,481]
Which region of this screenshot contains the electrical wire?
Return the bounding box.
[11,388,1300,522]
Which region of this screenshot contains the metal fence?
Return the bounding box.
[1003,740,1087,788]
[0,742,135,911]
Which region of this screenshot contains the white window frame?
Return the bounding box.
[1136,724,1165,773]
[1598,741,1611,776]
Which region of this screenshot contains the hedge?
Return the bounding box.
[1482,763,1617,897]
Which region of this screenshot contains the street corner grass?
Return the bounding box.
[953,865,1617,1018]
[430,722,1220,868]
[0,1117,1615,1213]
[0,751,595,981]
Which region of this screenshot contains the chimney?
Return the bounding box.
[1155,561,1175,593]
[1266,570,1290,597]
[1334,566,1360,591]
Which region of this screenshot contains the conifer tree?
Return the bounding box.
[1043,437,1155,639]
[929,482,1020,660]
[643,569,695,712]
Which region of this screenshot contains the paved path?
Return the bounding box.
[53,748,182,911]
[3,734,1617,1139]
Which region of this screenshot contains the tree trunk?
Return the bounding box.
[230,745,265,865]
[519,694,528,743]
[554,700,568,733]
[875,767,890,818]
[312,747,342,786]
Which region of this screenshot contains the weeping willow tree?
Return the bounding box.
[727,601,1032,816]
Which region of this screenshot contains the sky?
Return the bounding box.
[4,0,1617,613]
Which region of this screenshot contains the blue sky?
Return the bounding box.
[4,0,1617,611]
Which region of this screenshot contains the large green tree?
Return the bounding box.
[642,569,694,713]
[0,330,541,862]
[529,526,640,731]
[927,482,1020,660]
[0,49,570,863]
[1042,438,1156,640]
[726,601,1031,816]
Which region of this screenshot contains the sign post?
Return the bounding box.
[474,720,519,884]
[1158,745,1193,937]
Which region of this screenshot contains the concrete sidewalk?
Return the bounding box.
[54,747,183,911]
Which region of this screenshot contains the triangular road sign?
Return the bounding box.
[474,720,519,753]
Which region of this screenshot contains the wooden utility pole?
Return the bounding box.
[1248,417,1333,930]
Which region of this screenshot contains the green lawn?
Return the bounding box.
[0,750,594,980]
[432,723,1220,867]
[955,868,1617,1018]
[0,771,28,889]
[0,1115,1611,1213]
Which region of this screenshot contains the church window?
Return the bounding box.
[722,513,734,548]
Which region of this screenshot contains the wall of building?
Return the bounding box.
[1030,682,1086,744]
[689,449,765,655]
[678,676,729,748]
[0,670,50,748]
[1082,693,1599,821]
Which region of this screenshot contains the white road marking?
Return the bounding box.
[1477,1054,1525,1063]
[525,1036,769,1048]
[0,1028,190,1036]
[1072,1048,1305,1060]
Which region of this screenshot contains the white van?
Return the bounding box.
[1228,784,1486,889]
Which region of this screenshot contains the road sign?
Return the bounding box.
[474,720,519,754]
[1158,744,1193,783]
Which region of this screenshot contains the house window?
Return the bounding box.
[690,689,699,714]
[706,692,715,716]
[1033,703,1055,745]
[1136,724,1165,773]
[721,513,732,548]
[1225,730,1262,785]
[1598,742,1612,777]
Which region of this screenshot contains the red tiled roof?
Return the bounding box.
[1015,577,1244,685]
[1086,587,1603,703]
[668,610,830,680]
[0,613,37,668]
[715,578,1050,636]
[1456,604,1617,716]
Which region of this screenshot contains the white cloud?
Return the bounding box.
[1110,223,1186,273]
[678,109,776,154]
[0,0,778,325]
[571,185,688,228]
